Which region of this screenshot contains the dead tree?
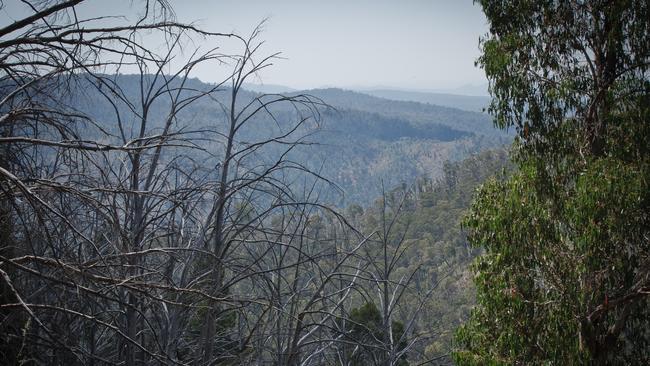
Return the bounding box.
[190,31,372,365]
[0,1,236,364]
[1,2,371,365]
[330,185,449,366]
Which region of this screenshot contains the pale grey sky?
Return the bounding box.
[171,0,489,91]
[1,0,489,93]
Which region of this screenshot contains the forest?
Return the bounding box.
[0,1,648,365]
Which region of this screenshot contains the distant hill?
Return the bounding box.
[239,84,492,112]
[295,88,499,136]
[279,88,510,204]
[358,89,490,113]
[70,77,510,205]
[242,83,297,94]
[437,83,489,97]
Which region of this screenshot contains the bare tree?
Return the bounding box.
[0,2,375,365]
[328,185,450,366]
[0,1,242,364]
[1,2,462,365]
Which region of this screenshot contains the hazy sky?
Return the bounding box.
[171,0,489,91]
[1,0,490,92]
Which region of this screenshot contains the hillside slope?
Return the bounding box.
[358,89,490,113]
[69,76,509,204]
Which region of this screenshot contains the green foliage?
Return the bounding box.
[346,302,408,366]
[455,1,650,365]
[456,141,650,365]
[352,149,509,362]
[476,0,649,157]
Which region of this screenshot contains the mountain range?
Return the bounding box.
[72,75,509,205]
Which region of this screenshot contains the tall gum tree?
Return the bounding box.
[454,1,650,365]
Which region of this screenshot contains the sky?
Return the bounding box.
[1,0,490,94]
[171,0,490,92]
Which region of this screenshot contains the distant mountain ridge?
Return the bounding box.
[68,75,509,205]
[295,88,499,136]
[242,83,297,94]
[275,87,509,204]
[358,89,490,113]
[241,83,491,112]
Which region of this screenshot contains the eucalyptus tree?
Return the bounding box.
[455,1,650,364]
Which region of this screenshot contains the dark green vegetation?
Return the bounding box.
[346,149,509,363]
[345,302,408,366]
[454,1,650,365]
[359,90,489,113]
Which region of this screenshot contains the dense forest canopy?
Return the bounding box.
[455,1,650,365]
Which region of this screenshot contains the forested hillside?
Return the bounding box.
[342,149,509,362]
[69,76,510,204]
[358,90,489,113]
